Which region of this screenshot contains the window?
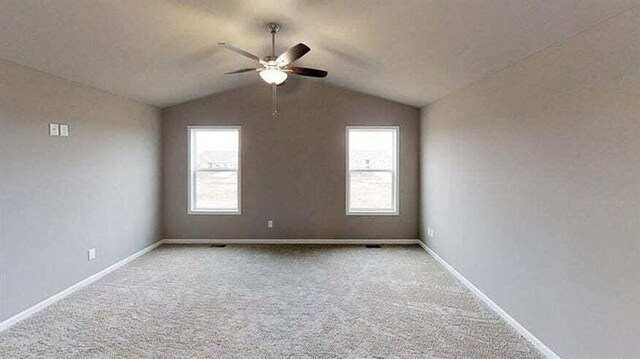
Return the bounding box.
[189,126,241,214]
[346,126,399,215]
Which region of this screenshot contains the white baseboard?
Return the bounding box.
[163,238,420,245]
[417,240,560,359]
[0,240,164,332]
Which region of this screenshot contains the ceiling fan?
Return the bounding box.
[219,23,328,115]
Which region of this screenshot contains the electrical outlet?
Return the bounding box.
[49,123,59,136]
[88,248,96,261]
[267,220,273,228]
[60,124,69,137]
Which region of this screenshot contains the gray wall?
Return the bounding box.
[420,8,640,359]
[163,80,419,239]
[0,60,163,323]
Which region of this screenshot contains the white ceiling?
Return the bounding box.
[0,0,637,108]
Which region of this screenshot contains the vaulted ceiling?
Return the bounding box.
[0,0,637,107]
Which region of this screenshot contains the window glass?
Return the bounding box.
[189,127,240,214]
[347,127,398,215]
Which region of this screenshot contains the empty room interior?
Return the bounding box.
[1,1,639,358]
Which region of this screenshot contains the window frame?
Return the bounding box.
[345,125,400,216]
[188,125,242,215]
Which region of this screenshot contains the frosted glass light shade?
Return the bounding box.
[259,69,287,85]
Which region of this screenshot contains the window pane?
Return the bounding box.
[349,171,393,210]
[348,130,394,170]
[195,171,238,210]
[190,127,240,213]
[347,127,398,214]
[195,130,238,170]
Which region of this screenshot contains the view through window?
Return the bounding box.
[189,127,240,214]
[347,126,399,215]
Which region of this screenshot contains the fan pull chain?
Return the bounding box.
[272,83,277,116]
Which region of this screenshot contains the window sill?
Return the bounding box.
[188,210,242,216]
[346,211,399,216]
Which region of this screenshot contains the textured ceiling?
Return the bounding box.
[0,0,638,107]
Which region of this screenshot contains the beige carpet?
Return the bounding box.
[0,244,543,358]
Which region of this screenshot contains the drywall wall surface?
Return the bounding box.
[420,8,640,358]
[0,60,162,323]
[163,80,419,239]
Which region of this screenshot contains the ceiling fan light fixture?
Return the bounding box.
[259,68,287,85]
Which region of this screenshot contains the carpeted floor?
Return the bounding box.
[0,244,543,358]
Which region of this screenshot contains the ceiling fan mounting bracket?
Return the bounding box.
[266,23,281,34]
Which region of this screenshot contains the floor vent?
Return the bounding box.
[365,244,382,248]
[210,244,227,248]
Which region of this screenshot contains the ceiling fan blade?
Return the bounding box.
[225,68,260,74]
[276,43,310,67]
[285,66,328,78]
[218,43,260,62]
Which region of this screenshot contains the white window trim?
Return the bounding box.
[188,125,242,215]
[345,126,400,216]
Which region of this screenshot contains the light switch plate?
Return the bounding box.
[268,220,273,228]
[60,124,69,137]
[88,248,96,261]
[49,123,59,136]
